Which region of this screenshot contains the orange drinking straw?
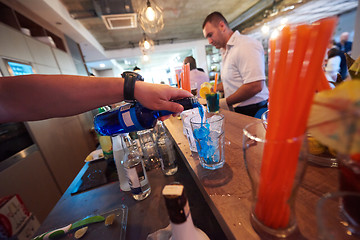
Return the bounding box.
[175,74,180,88]
[186,63,191,92]
[180,72,184,90]
[254,17,337,229]
[214,73,218,92]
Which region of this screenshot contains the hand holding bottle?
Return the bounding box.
[134,81,193,120]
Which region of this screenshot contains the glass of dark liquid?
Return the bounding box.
[339,154,360,226]
[206,92,220,113]
[317,191,360,240]
[317,154,360,239]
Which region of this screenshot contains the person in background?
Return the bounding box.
[324,47,341,88]
[336,32,352,54]
[0,74,192,123]
[133,66,141,73]
[336,32,352,79]
[183,56,209,97]
[202,12,269,117]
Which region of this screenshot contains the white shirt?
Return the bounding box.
[189,69,209,97]
[325,55,341,88]
[220,31,269,107]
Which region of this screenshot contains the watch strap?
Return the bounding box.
[122,71,144,101]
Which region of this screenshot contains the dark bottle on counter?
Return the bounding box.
[94,96,200,136]
[162,183,209,240]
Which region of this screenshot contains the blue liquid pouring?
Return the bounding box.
[192,104,220,165]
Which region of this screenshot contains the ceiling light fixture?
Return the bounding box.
[138,0,164,34]
[261,24,270,35]
[139,33,154,54]
[143,54,150,62]
[280,17,288,25]
[145,3,156,21]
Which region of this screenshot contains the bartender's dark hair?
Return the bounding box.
[183,56,197,70]
[202,11,229,29]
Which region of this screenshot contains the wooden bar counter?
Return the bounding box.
[164,109,339,240]
[35,110,338,240]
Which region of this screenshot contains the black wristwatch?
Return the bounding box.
[122,71,144,103]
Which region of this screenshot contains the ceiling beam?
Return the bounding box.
[229,0,274,29]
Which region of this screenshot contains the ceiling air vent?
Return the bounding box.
[102,13,137,30]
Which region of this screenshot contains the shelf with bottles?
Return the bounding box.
[205,45,221,81]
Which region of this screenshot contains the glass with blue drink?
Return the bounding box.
[190,113,225,170]
[206,92,220,113]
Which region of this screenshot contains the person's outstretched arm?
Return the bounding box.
[0,74,192,123]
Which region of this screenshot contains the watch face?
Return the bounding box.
[124,99,137,103]
[122,71,144,81]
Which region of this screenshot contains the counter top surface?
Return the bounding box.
[164,109,338,240]
[36,110,338,240]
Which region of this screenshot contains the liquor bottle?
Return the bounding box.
[155,121,178,175]
[111,134,130,191]
[97,106,113,159]
[162,183,209,240]
[123,145,151,201]
[94,96,200,136]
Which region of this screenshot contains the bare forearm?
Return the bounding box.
[225,81,263,105]
[0,74,124,122]
[216,82,224,92]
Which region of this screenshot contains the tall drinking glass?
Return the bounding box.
[243,122,307,238]
[190,113,225,170]
[206,92,220,113]
[317,191,360,239]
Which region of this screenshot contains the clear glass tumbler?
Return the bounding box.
[242,122,307,238]
[190,113,225,170]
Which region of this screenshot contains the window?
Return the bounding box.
[3,58,35,76]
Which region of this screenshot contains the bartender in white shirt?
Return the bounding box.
[202,11,269,117]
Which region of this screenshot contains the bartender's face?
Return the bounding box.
[203,21,226,49]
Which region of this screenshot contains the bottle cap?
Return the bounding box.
[162,183,189,224]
